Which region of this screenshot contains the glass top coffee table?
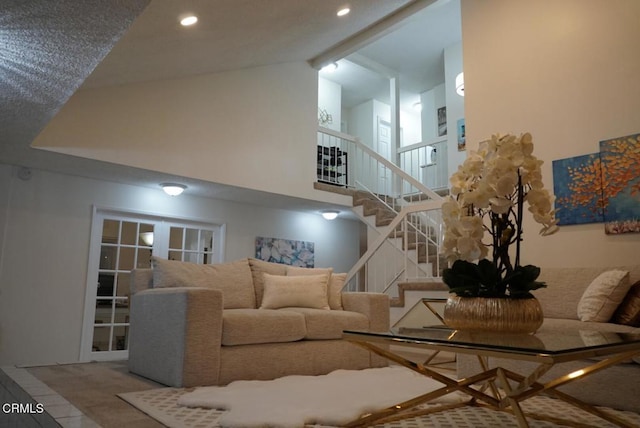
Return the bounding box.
[343,327,640,428]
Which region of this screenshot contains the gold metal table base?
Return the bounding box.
[344,339,639,428]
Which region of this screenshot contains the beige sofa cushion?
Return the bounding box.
[152,257,256,309]
[222,309,306,346]
[577,270,630,322]
[536,266,640,320]
[248,258,287,307]
[284,308,369,340]
[260,274,330,310]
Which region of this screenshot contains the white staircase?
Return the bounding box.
[316,127,450,325]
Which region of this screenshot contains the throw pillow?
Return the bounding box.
[612,280,640,326]
[152,257,256,309]
[328,273,347,310]
[248,258,287,307]
[286,266,340,309]
[577,270,631,322]
[260,273,330,310]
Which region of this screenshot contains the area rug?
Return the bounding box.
[118,366,640,428]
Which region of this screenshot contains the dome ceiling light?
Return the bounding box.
[161,183,187,196]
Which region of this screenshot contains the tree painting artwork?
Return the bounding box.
[599,133,640,234]
[255,236,315,267]
[552,153,604,226]
[552,133,640,233]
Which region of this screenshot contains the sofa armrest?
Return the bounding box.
[341,292,390,332]
[128,287,223,387]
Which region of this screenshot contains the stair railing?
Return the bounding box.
[345,200,445,293]
[317,126,442,201]
[317,126,447,294]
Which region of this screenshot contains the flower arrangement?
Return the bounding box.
[442,133,559,299]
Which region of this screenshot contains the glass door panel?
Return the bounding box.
[84,210,223,361]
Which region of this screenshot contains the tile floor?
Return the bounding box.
[1,366,99,428]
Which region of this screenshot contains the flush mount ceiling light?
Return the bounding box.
[320,62,338,73]
[337,7,350,17]
[161,183,187,196]
[180,15,198,26]
[322,210,339,220]
[455,72,464,96]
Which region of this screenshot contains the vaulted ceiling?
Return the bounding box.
[0,0,459,211]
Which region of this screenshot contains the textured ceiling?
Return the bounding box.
[0,0,458,217]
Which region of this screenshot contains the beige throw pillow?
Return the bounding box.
[577,270,631,322]
[327,273,346,310]
[248,258,287,307]
[260,273,330,310]
[286,266,343,309]
[152,257,256,309]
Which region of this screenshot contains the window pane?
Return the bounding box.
[121,222,137,245]
[115,272,131,297]
[94,300,113,324]
[137,248,152,268]
[99,246,116,270]
[113,304,129,323]
[184,228,199,251]
[102,220,119,244]
[97,273,115,297]
[183,252,199,264]
[202,230,213,252]
[169,250,182,261]
[169,227,183,249]
[112,326,128,351]
[92,326,111,352]
[118,247,135,270]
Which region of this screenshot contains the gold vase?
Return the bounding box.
[443,296,544,334]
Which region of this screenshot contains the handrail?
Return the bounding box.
[397,136,447,154]
[345,199,443,283]
[318,126,443,201]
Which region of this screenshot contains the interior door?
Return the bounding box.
[377,118,393,196]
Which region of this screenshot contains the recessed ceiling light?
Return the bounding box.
[337,7,350,17]
[180,15,198,26]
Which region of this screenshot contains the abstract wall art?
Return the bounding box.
[552,133,640,234]
[255,236,315,267]
[552,153,604,226]
[599,133,640,234]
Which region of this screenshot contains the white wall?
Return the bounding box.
[461,0,640,267]
[420,83,446,142]
[30,62,346,205]
[0,164,360,366]
[318,77,342,132]
[444,42,465,181]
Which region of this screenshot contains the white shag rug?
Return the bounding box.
[119,366,640,428]
[177,366,463,427]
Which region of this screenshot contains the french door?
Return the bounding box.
[80,208,224,361]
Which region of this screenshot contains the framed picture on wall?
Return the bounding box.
[457,118,466,151]
[255,236,315,267]
[437,107,447,136]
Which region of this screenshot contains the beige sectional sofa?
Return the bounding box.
[457,265,640,413]
[128,257,389,387]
